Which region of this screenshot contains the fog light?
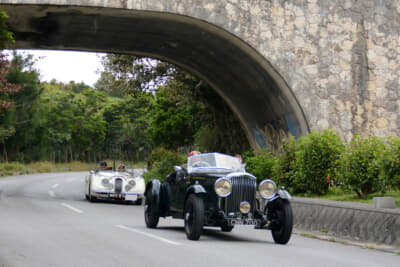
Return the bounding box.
[240,201,251,214]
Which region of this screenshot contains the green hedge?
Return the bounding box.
[381,137,400,190]
[243,149,276,184]
[143,132,400,199]
[337,135,386,199]
[243,131,400,199]
[295,130,344,195]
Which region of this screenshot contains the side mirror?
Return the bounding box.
[90,170,95,174]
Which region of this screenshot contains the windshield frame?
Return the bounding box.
[187,152,245,174]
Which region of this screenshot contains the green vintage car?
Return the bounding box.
[144,152,293,243]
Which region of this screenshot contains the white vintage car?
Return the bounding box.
[85,163,145,205]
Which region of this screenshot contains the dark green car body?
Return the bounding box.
[144,153,293,243]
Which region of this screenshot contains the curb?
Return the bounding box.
[291,197,400,246]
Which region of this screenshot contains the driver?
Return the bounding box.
[99,161,112,171]
[100,161,108,170]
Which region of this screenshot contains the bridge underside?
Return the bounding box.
[0,4,309,151]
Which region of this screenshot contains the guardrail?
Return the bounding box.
[291,197,400,245]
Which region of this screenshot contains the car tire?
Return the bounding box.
[184,194,204,240]
[221,225,234,232]
[270,200,293,244]
[144,190,159,228]
[88,183,97,202]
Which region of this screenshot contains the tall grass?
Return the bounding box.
[0,161,93,177]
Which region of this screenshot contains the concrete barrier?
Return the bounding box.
[291,197,400,245]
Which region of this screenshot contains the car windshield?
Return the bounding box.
[187,153,244,174]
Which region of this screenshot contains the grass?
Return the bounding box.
[328,238,336,242]
[300,232,317,239]
[299,187,400,208]
[0,161,147,177]
[362,245,374,249]
[320,227,328,233]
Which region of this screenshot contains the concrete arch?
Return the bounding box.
[0,3,309,151]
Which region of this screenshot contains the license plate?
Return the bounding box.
[125,195,138,201]
[229,219,258,226]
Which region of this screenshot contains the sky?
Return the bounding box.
[15,50,105,86]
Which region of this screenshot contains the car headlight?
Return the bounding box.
[128,180,136,187]
[259,179,276,199]
[101,178,113,189]
[214,178,232,197]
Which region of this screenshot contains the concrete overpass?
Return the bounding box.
[1,0,399,150]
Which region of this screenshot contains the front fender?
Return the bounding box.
[263,189,291,213]
[277,189,292,201]
[145,179,161,214]
[185,184,206,202]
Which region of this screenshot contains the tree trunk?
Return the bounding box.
[2,140,8,163]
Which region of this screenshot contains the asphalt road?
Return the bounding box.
[0,172,398,267]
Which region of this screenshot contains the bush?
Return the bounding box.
[295,130,344,195]
[243,149,276,184]
[274,136,298,191]
[0,162,27,176]
[337,135,386,199]
[380,137,400,190]
[144,148,185,183]
[146,147,173,170]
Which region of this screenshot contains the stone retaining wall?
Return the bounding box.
[292,197,400,245]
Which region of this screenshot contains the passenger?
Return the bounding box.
[118,164,126,172]
[235,154,243,163]
[188,150,200,157]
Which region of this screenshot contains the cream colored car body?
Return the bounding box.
[85,169,145,204]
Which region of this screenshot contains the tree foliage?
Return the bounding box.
[96,53,250,154]
[0,10,14,49]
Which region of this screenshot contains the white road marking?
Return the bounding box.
[48,190,55,197]
[61,203,84,214]
[116,225,181,246]
[51,184,59,189]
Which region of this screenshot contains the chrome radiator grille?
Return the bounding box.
[225,175,256,213]
[115,178,123,193]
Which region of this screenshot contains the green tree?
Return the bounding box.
[96,53,250,154]
[1,52,42,162]
[102,92,154,161]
